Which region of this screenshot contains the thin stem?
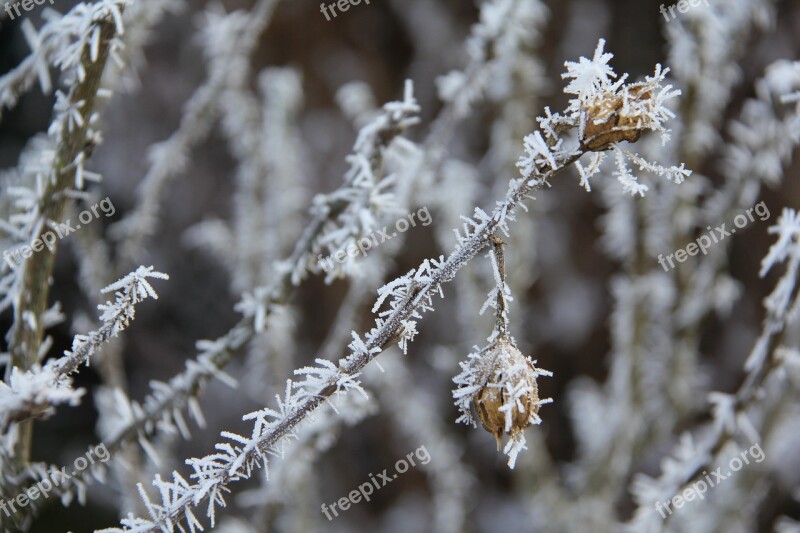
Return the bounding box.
[490,235,509,335]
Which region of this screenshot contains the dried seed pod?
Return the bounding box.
[457,334,550,450]
[581,83,654,151]
[452,236,552,466]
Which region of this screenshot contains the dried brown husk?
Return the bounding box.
[474,336,542,450]
[581,84,653,151]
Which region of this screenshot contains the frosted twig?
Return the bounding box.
[628,209,800,530]
[52,85,420,483]
[102,144,583,533]
[0,267,168,432]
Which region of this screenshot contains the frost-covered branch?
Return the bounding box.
[567,12,785,518]
[72,216,152,517]
[628,209,800,531]
[235,391,376,530]
[0,451,105,530]
[435,0,547,123]
[3,0,129,467]
[0,1,126,114]
[4,0,128,369]
[104,148,579,533]
[665,0,773,162]
[675,60,800,331]
[80,85,421,473]
[305,80,420,282]
[0,267,168,432]
[100,41,686,531]
[315,0,545,383]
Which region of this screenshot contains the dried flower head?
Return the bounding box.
[474,335,547,448]
[453,333,552,467]
[581,84,654,151]
[559,39,680,152]
[517,39,690,197]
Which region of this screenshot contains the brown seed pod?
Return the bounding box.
[473,335,545,450]
[581,83,653,152]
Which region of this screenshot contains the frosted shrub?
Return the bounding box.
[0,0,798,531]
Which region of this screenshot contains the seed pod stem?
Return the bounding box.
[489,235,510,336]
